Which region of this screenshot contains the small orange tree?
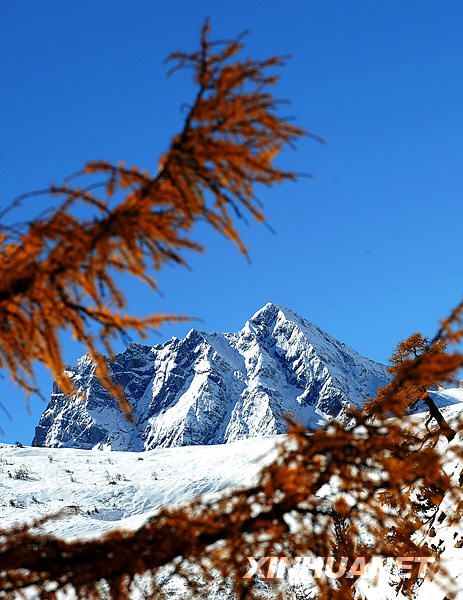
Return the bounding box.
[386,332,456,440]
[0,21,462,600]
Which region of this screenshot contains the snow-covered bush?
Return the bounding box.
[13,465,30,480]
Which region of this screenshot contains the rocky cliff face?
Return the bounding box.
[33,303,390,450]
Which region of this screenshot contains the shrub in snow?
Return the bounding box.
[105,471,125,485]
[13,465,30,480]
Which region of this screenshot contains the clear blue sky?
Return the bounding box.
[1,1,462,443]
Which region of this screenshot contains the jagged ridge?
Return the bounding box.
[33,303,390,450]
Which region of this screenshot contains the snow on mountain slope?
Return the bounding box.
[0,436,282,540]
[33,303,390,451]
[430,385,463,407]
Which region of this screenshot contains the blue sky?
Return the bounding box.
[1,1,462,443]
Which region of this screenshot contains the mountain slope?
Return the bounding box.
[1,436,281,540]
[33,303,390,450]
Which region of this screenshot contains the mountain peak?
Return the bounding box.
[250,301,288,321]
[250,302,321,330]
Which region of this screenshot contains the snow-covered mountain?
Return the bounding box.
[33,303,390,451]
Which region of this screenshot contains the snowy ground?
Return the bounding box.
[1,390,462,599]
[0,435,282,540]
